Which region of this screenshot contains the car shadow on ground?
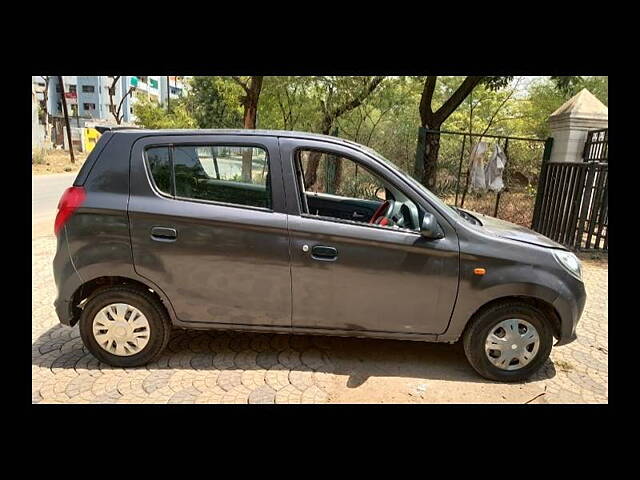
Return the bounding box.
[32,324,556,388]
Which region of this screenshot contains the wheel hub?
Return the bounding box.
[92,303,150,357]
[484,318,540,371]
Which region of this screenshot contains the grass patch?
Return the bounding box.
[32,148,46,165]
[32,148,88,175]
[554,360,574,372]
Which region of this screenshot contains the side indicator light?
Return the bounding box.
[473,268,486,276]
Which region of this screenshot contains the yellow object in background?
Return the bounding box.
[83,128,101,153]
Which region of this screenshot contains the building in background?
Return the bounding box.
[32,76,190,129]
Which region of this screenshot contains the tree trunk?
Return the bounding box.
[421,128,441,191]
[415,76,485,190]
[303,117,332,187]
[304,151,323,188]
[58,76,74,164]
[241,148,253,183]
[240,76,263,182]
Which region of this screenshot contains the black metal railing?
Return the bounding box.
[583,128,608,162]
[532,161,608,251]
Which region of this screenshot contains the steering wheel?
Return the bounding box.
[369,200,394,226]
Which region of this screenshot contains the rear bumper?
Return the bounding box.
[552,278,587,346]
[52,230,83,327]
[54,298,75,326]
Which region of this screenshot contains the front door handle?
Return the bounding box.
[311,245,338,261]
[150,226,177,242]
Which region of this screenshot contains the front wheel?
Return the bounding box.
[463,302,553,382]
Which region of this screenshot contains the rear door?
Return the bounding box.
[128,134,292,329]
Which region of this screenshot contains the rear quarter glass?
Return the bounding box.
[73,132,115,186]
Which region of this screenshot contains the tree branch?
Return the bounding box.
[419,76,437,125]
[331,76,385,119]
[479,77,521,139]
[116,86,135,122]
[231,76,250,94]
[433,76,484,124]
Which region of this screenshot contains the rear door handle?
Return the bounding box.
[150,226,177,242]
[311,245,338,261]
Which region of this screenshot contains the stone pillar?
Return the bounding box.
[548,88,608,163]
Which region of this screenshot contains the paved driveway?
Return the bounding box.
[32,231,608,404]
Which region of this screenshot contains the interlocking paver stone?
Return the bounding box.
[32,233,607,404]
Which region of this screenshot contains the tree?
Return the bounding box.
[231,76,264,181]
[185,76,243,128]
[550,76,583,94]
[415,76,513,190]
[515,76,608,139]
[257,76,317,131]
[57,76,74,164]
[108,76,136,125]
[133,97,196,129]
[231,76,264,128]
[303,76,385,188]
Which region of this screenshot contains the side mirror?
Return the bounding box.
[420,212,444,239]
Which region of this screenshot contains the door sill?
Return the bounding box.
[173,319,439,342]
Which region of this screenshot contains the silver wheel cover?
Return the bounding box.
[484,318,540,371]
[92,303,151,357]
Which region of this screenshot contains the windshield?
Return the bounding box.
[360,145,461,220]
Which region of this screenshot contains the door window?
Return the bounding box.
[294,149,422,231]
[145,144,271,209]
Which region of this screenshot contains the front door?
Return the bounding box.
[280,138,459,336]
[128,135,292,329]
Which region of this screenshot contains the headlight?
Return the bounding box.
[553,250,582,281]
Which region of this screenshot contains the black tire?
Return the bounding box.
[79,285,171,368]
[463,302,553,382]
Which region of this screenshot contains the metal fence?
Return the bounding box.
[532,161,608,251]
[421,128,548,227]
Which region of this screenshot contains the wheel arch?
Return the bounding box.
[68,275,176,327]
[462,295,562,342]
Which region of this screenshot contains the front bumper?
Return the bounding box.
[552,278,587,346]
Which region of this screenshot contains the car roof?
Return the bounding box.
[111,128,367,150]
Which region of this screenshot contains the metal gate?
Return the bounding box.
[532,129,608,251]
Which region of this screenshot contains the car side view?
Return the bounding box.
[53,128,586,382]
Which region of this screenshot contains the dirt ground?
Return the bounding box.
[32,148,88,175]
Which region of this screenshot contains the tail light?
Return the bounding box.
[54,186,86,235]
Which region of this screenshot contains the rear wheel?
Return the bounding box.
[79,286,171,367]
[463,302,553,382]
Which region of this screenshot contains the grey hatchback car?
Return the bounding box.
[52,128,586,382]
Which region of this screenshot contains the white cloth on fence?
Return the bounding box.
[485,143,507,192]
[469,142,488,191]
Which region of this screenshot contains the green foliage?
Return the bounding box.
[133,96,197,129]
[257,76,319,131]
[482,76,515,91]
[550,76,584,94]
[517,76,608,138]
[184,77,243,128]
